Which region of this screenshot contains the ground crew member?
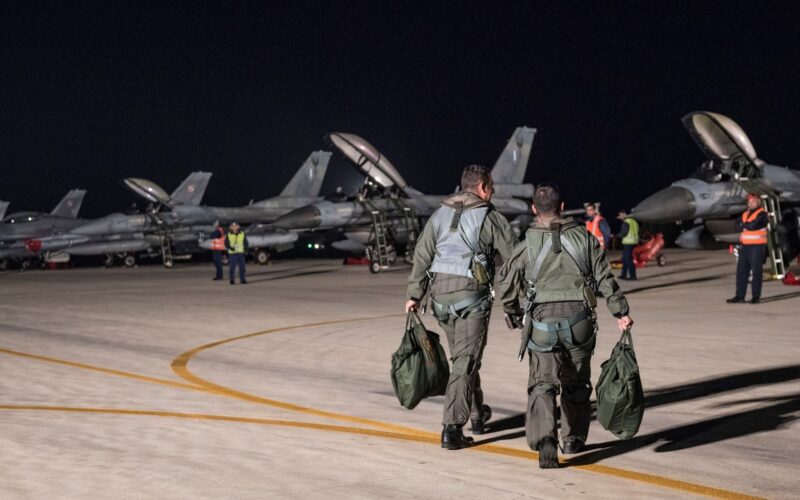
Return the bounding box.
[209,222,225,281]
[405,165,517,450]
[226,222,248,285]
[727,193,768,304]
[498,183,633,468]
[616,210,639,280]
[585,203,611,250]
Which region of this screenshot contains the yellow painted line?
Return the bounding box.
[0,404,762,500]
[0,347,203,392]
[171,314,432,437]
[172,315,764,500]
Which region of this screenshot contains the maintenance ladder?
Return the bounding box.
[148,213,175,268]
[367,206,391,271]
[734,168,786,279]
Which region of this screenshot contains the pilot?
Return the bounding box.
[728,193,768,304]
[209,221,225,281]
[226,222,249,285]
[497,183,633,468]
[585,203,611,251]
[405,164,517,450]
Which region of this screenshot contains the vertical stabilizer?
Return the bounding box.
[170,172,212,206]
[280,151,331,197]
[51,189,87,218]
[0,201,8,220]
[491,127,536,184]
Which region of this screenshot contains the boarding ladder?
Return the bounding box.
[733,164,786,279]
[365,203,392,272]
[148,213,175,268]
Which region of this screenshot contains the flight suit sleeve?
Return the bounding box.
[482,210,518,263]
[406,217,437,301]
[589,232,630,317]
[496,241,528,314]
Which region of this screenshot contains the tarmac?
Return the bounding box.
[0,249,798,499]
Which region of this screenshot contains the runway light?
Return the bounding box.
[307,243,313,249]
[314,243,320,249]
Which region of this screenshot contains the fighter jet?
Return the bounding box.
[70,151,331,266]
[0,190,88,269]
[273,128,537,270]
[632,111,800,261]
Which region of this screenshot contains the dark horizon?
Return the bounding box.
[2,3,799,220]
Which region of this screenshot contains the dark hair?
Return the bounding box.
[461,164,492,191]
[585,202,596,210]
[533,182,561,213]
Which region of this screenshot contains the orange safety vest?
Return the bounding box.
[210,228,226,251]
[586,215,606,250]
[739,208,768,245]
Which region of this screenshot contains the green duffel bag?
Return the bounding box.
[390,311,450,410]
[595,329,644,439]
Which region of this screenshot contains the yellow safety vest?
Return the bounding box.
[227,232,246,254]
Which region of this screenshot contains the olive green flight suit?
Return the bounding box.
[497,216,629,448]
[407,192,517,426]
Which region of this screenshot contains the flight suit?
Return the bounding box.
[407,192,517,427]
[497,216,629,449]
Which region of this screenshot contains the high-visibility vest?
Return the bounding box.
[227,232,246,254]
[622,218,639,246]
[739,208,767,245]
[210,228,226,251]
[586,215,606,250]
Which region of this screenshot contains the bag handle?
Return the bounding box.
[619,328,633,350]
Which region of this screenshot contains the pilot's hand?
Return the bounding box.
[405,300,419,313]
[618,315,634,332]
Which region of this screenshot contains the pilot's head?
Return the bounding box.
[461,165,494,202]
[617,210,629,220]
[532,183,563,216]
[230,222,240,233]
[746,193,761,211]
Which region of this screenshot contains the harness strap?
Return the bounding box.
[449,202,464,232]
[530,309,590,332]
[431,291,488,318]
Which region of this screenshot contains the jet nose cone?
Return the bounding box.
[272,206,322,230]
[632,186,695,223]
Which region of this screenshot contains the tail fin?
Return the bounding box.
[279,151,331,197]
[170,172,212,206]
[0,201,8,220]
[490,127,536,184]
[51,189,87,218]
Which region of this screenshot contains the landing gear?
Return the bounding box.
[103,254,115,268]
[123,254,136,268]
[0,259,8,271]
[163,258,174,269]
[255,249,270,265]
[657,254,667,267]
[20,259,31,271]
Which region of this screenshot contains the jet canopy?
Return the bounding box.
[327,132,408,192]
[124,178,172,205]
[3,212,41,224]
[682,111,758,164]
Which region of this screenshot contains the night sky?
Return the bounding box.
[2,3,799,219]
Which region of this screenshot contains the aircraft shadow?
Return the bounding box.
[474,364,800,460]
[624,275,721,294]
[760,290,800,303]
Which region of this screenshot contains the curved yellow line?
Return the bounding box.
[171,314,433,437]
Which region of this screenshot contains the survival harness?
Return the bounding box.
[518,221,598,360]
[425,200,493,319]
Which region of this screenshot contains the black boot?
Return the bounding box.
[441,424,474,450]
[470,405,492,435]
[726,296,745,304]
[750,297,760,304]
[561,436,585,454]
[537,437,559,469]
